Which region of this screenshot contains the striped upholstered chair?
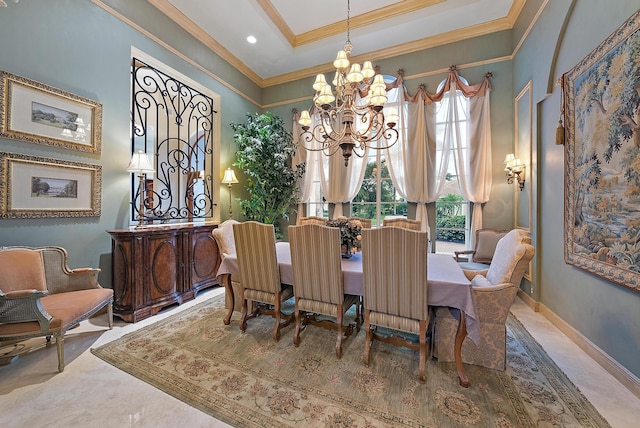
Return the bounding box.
[233,221,294,341]
[297,215,328,226]
[434,229,535,370]
[289,224,360,358]
[381,217,421,230]
[361,227,430,382]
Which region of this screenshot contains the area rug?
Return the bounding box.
[91,295,610,427]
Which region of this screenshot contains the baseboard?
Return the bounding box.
[516,289,540,312]
[516,290,640,400]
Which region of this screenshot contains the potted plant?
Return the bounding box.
[230,112,304,237]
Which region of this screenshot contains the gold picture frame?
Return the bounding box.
[0,152,102,219]
[0,70,102,154]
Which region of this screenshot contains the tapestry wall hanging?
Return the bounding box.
[563,9,640,293]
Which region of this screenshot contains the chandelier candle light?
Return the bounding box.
[298,0,399,166]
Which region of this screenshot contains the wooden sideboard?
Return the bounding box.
[107,223,221,322]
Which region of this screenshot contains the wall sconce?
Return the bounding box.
[504,153,526,191]
[127,150,155,227]
[221,167,239,219]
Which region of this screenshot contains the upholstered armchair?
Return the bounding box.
[0,246,113,372]
[348,217,372,229]
[454,228,508,271]
[361,227,430,382]
[434,229,534,370]
[233,221,294,341]
[381,217,421,230]
[297,215,328,226]
[289,224,360,358]
[212,219,241,322]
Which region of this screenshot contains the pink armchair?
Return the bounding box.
[0,246,113,372]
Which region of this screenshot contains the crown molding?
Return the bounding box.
[262,16,513,87]
[147,0,264,86]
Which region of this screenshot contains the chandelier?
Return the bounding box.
[298,0,399,166]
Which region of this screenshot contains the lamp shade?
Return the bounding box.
[221,167,239,185]
[126,150,155,174]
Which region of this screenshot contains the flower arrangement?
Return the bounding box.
[326,216,362,253]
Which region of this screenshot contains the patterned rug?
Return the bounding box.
[91,295,610,427]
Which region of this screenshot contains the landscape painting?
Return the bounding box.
[564,9,640,293]
[31,102,79,131]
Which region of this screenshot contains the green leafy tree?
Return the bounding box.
[231,112,304,236]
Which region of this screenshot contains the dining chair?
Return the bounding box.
[233,221,294,341]
[297,215,328,226]
[381,217,421,230]
[454,228,508,271]
[361,227,430,382]
[288,224,360,358]
[348,217,372,229]
[434,229,534,370]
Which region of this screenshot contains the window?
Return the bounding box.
[352,151,406,226]
[434,79,471,253]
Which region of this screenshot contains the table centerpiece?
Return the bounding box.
[326,216,363,258]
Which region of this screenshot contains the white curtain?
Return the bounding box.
[293,67,492,237]
[292,109,316,218]
[384,82,436,232]
[438,72,493,248]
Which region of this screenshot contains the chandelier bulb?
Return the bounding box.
[333,50,350,70]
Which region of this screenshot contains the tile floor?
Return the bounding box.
[1,286,639,428]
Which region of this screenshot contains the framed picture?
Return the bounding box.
[0,71,102,154]
[0,152,101,218]
[563,9,640,293]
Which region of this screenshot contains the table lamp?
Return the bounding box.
[221,167,239,219]
[127,150,155,227]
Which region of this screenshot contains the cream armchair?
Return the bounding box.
[212,219,241,324]
[434,229,534,370]
[0,246,113,372]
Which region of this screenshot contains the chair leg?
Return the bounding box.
[293,301,302,347]
[335,310,343,359]
[363,310,372,367]
[55,333,65,373]
[107,302,113,329]
[273,297,282,342]
[240,295,249,333]
[419,319,427,383]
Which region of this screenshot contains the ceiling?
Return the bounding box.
[149,0,524,87]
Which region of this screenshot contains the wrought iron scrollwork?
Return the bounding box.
[131,58,216,223]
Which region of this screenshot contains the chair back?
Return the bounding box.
[297,216,328,226]
[289,224,343,305]
[486,229,535,286]
[212,219,239,257]
[233,221,281,293]
[381,217,421,230]
[348,217,372,229]
[472,228,509,263]
[361,227,428,320]
[0,248,47,294]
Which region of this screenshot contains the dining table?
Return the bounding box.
[216,241,479,387]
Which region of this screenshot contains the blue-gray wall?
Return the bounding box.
[512,0,640,378]
[0,0,260,288]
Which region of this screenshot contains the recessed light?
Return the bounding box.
[247,35,257,44]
